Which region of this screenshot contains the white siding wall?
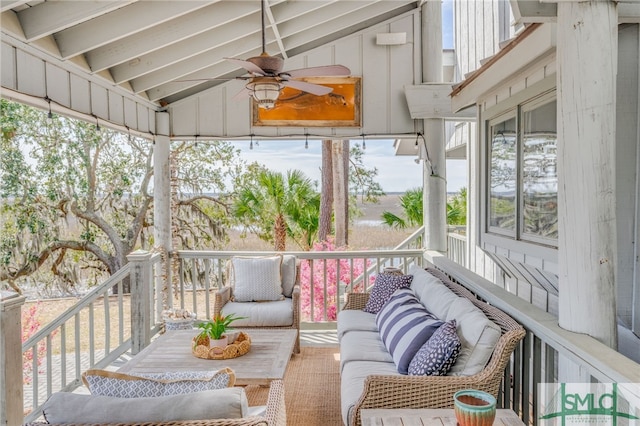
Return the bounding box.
[168,12,420,139]
[0,41,156,136]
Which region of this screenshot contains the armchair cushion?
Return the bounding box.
[42,388,248,424]
[82,368,234,398]
[281,254,297,297]
[221,298,294,327]
[229,255,284,302]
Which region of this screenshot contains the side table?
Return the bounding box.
[361,408,525,425]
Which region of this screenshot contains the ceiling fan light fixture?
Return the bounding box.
[246,80,283,109]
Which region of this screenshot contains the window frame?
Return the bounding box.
[481,85,558,253]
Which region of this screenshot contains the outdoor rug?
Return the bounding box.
[244,346,342,426]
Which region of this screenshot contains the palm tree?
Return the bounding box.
[381,188,423,229]
[233,169,319,251]
[381,187,467,229]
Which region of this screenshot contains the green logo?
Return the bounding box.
[540,383,640,425]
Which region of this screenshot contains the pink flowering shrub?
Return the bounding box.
[22,303,49,385]
[300,240,374,321]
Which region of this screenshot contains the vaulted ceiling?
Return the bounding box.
[1,0,420,107]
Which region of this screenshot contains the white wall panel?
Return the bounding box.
[137,103,150,133]
[1,42,16,89]
[2,42,158,136]
[69,74,91,114]
[45,63,69,107]
[91,83,109,119]
[123,98,137,129]
[108,92,124,125]
[16,50,45,96]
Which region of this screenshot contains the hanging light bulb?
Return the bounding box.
[305,134,309,149]
[362,134,366,150]
[45,96,53,119]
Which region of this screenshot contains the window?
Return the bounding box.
[486,94,557,247]
[489,116,517,235]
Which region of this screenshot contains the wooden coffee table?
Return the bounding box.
[118,329,297,386]
[361,408,525,425]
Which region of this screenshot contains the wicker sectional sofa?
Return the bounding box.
[337,266,525,426]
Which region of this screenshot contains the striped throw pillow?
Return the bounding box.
[376,288,444,374]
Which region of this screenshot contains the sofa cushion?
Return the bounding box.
[82,368,234,398]
[376,288,443,374]
[445,297,502,376]
[336,309,377,341]
[408,320,461,376]
[42,388,248,424]
[363,273,413,314]
[339,330,393,373]
[221,298,293,327]
[281,254,297,297]
[229,255,284,302]
[408,265,459,320]
[340,360,399,426]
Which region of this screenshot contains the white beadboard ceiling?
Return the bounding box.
[1,1,420,109]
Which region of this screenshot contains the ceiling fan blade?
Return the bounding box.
[283,80,333,96]
[283,65,351,78]
[232,87,252,101]
[224,57,266,75]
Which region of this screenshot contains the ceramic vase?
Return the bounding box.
[209,335,228,349]
[453,389,497,426]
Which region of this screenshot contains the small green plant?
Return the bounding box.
[196,313,246,341]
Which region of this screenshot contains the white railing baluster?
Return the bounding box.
[60,324,67,389]
[204,258,211,319]
[103,295,110,354]
[191,258,198,317]
[323,258,328,322]
[89,303,95,366]
[118,281,124,344]
[46,335,52,397]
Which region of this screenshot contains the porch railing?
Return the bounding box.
[175,248,424,323]
[18,251,163,423]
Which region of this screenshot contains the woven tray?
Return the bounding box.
[192,332,251,360]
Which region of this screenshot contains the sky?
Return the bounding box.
[230,139,467,193]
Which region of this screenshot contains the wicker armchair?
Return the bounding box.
[214,256,301,353]
[342,268,526,426]
[24,380,286,426]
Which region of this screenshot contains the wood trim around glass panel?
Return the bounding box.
[252,77,361,127]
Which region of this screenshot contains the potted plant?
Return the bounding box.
[195,313,246,348]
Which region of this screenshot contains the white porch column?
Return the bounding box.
[154,112,171,310]
[0,292,26,426]
[422,1,447,252]
[557,1,618,353]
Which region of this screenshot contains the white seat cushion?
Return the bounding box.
[221,298,293,327]
[339,330,393,373]
[340,360,399,426]
[336,309,377,341]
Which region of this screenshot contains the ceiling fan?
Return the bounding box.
[224,0,351,109]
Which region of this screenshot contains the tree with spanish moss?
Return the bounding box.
[0,100,244,295]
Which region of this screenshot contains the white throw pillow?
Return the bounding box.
[42,388,248,424]
[445,297,502,376]
[82,368,235,398]
[229,255,284,302]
